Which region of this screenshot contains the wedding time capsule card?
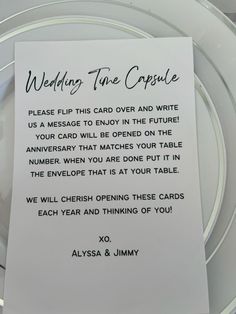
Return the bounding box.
[4,38,209,314]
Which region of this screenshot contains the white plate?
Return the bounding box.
[0,1,236,313]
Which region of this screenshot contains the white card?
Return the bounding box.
[4,38,209,314]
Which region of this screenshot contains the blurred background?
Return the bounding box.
[0,1,235,313]
[210,0,236,22]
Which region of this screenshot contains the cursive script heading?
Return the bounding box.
[25,66,180,95]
